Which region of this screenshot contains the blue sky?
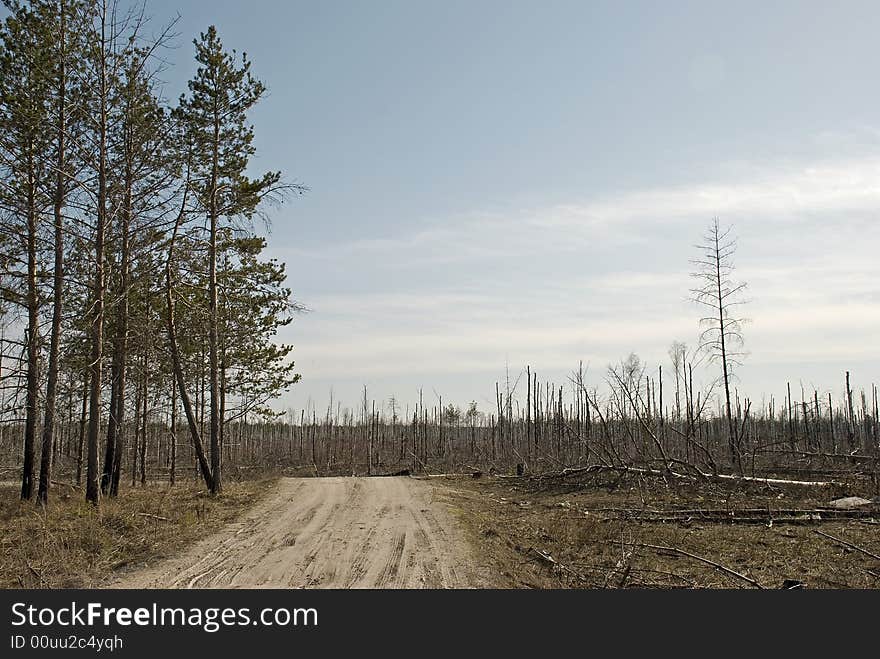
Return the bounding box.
[148,0,880,415]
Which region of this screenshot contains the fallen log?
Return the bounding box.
[556,464,841,487]
[584,507,875,520]
[713,472,841,487]
[625,515,818,526]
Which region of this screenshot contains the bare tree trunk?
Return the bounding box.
[713,228,736,466]
[526,365,531,453]
[846,371,856,449]
[76,372,88,485]
[101,351,120,492]
[130,364,140,487]
[219,353,226,474]
[139,353,147,486]
[169,376,176,486]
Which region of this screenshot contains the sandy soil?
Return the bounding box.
[110,476,491,589]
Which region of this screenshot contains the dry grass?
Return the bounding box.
[443,472,880,589]
[0,478,277,589]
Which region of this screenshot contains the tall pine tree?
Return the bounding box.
[0,0,54,500]
[176,25,283,494]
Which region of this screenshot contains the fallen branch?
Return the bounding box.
[135,513,169,522]
[528,548,590,583]
[634,542,764,589]
[24,559,45,587]
[813,530,880,561]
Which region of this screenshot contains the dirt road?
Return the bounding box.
[111,476,491,589]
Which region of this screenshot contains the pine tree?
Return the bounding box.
[218,231,301,425]
[81,0,118,504]
[101,40,177,496]
[0,0,55,500]
[176,25,286,494]
[37,0,89,506]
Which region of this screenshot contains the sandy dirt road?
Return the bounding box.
[111,476,491,589]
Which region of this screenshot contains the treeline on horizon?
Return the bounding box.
[0,0,303,506]
[262,354,877,481]
[269,216,877,480]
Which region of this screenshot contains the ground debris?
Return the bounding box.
[780,579,806,589]
[827,497,875,510]
[443,471,880,589]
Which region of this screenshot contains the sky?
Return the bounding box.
[145,0,880,415]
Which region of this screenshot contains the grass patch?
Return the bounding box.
[0,478,277,588]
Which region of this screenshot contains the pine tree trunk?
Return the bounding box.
[166,219,214,491]
[139,353,147,486]
[170,376,176,486]
[85,7,109,505]
[76,372,88,485]
[104,169,131,497]
[21,170,39,502]
[208,112,221,494]
[37,2,68,506]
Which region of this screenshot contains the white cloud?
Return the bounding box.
[278,155,880,409]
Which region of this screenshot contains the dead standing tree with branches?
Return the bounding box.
[690,218,748,470]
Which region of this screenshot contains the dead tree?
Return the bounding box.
[690,218,748,469]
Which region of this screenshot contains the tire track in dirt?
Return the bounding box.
[109,476,491,589]
[377,531,407,587]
